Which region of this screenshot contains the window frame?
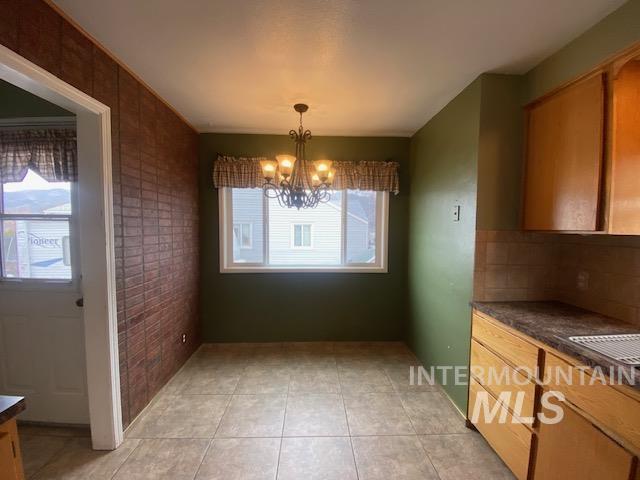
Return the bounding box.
[0,171,78,286]
[219,187,389,273]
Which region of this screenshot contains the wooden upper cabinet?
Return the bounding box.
[609,58,640,234]
[523,73,605,231]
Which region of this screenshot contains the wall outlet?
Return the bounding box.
[181,333,187,344]
[452,205,461,222]
[577,271,589,291]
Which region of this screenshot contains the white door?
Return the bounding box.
[0,167,88,424]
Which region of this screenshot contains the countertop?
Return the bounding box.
[472,301,640,391]
[0,395,25,425]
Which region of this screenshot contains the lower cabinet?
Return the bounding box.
[468,378,532,480]
[470,310,640,480]
[0,419,24,480]
[534,397,634,480]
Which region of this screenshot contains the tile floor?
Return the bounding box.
[20,342,514,479]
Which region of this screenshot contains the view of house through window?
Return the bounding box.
[1,169,73,280]
[223,187,387,271]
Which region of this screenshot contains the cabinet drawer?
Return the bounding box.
[534,396,634,479]
[472,313,539,378]
[468,378,532,480]
[544,352,640,451]
[470,339,536,421]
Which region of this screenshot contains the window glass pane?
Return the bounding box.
[293,225,302,247]
[346,190,377,264]
[241,224,251,247]
[231,189,263,263]
[269,192,342,265]
[2,219,72,279]
[3,169,71,215]
[302,225,311,246]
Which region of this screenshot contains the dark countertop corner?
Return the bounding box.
[472,300,640,391]
[0,395,25,425]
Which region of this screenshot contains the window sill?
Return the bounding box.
[220,265,388,274]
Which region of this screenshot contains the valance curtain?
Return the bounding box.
[0,129,78,183]
[213,154,400,194]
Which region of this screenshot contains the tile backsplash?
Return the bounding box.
[475,230,640,326]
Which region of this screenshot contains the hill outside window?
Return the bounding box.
[0,129,77,281]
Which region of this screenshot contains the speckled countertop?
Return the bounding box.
[0,395,25,425]
[472,301,640,390]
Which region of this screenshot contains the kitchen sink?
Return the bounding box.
[568,334,640,365]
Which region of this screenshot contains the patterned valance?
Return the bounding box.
[213,154,399,194]
[0,129,77,183]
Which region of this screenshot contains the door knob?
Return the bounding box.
[76,297,84,307]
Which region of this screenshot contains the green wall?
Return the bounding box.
[404,0,640,414]
[407,78,482,411]
[525,0,640,102]
[199,133,410,342]
[0,79,70,118]
[476,74,526,231]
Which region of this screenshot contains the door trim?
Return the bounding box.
[0,44,122,449]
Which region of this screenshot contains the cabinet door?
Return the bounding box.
[534,397,634,480]
[524,73,605,231]
[609,58,640,233]
[0,432,17,480]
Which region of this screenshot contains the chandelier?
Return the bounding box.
[260,104,335,209]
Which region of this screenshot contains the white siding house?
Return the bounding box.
[231,188,370,265]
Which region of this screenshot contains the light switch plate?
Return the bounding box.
[453,205,461,222]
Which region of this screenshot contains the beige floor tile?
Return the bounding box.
[343,393,414,435]
[338,366,394,393]
[420,433,515,479]
[160,368,195,395]
[352,435,438,480]
[383,364,438,392]
[400,392,468,434]
[32,437,139,480]
[277,437,357,480]
[20,435,68,478]
[113,438,208,480]
[216,394,286,437]
[195,437,280,480]
[289,366,340,393]
[235,365,291,394]
[180,367,242,394]
[127,395,230,438]
[283,343,335,366]
[18,424,91,438]
[284,394,348,437]
[248,343,289,366]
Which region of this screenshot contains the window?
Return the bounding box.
[220,188,388,272]
[292,224,312,248]
[0,169,73,280]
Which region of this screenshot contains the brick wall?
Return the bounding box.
[0,0,200,427]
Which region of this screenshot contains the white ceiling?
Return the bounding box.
[54,0,624,136]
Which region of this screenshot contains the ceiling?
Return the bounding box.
[54,0,624,136]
